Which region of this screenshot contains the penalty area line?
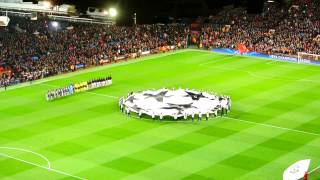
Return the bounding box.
[224,117,320,137]
[0,153,87,180]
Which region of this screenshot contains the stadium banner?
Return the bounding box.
[283,159,310,180]
[159,46,171,52]
[298,59,320,65]
[141,51,151,55]
[115,56,126,60]
[298,59,312,64]
[75,64,85,69]
[246,51,270,58]
[99,59,109,65]
[212,48,238,54]
[130,53,138,58]
[269,55,298,63]
[212,48,320,65]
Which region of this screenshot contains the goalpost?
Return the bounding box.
[298,52,320,62]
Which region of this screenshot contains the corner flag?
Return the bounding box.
[283,159,311,180]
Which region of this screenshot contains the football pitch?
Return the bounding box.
[1,49,320,180]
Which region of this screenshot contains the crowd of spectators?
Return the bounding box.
[0,16,188,87]
[201,0,320,55]
[1,0,320,88]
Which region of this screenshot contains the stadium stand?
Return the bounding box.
[0,16,188,87]
[0,0,319,88]
[200,0,320,55]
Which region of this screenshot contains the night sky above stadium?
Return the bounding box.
[29,0,286,24]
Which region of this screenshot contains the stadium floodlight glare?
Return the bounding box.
[43,1,52,8]
[109,8,117,17]
[51,21,59,28]
[103,10,109,15]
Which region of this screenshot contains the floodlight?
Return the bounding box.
[267,0,274,2]
[109,8,117,17]
[43,1,52,8]
[51,21,59,28]
[103,10,109,15]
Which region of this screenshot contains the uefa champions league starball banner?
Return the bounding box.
[119,88,231,120]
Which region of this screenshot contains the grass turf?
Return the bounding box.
[0,49,320,180]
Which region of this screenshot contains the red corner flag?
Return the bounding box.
[304,171,308,180]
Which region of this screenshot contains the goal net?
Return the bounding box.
[298,52,320,61]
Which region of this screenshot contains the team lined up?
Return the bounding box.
[46,76,112,101]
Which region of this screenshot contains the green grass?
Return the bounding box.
[1,49,320,180]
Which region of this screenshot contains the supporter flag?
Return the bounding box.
[283,159,310,180]
[237,43,249,54]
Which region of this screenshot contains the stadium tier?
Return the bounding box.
[0,17,188,87]
[0,0,319,88]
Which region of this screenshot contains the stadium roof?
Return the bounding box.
[5,0,286,24]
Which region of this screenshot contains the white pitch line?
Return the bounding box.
[265,59,280,65]
[0,153,87,180]
[309,164,320,174]
[197,52,320,83]
[2,49,320,93]
[205,65,320,83]
[198,55,236,66]
[210,50,320,67]
[0,146,51,169]
[224,116,320,137]
[85,91,118,99]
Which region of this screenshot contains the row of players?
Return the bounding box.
[74,77,112,92]
[46,76,112,101]
[118,95,231,121]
